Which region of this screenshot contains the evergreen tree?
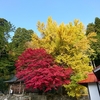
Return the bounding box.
[86,17,100,66]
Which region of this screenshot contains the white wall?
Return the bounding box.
[98,82,100,92]
[88,83,100,100]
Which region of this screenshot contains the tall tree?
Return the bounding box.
[95,17,100,34]
[86,23,95,35]
[0,18,15,57]
[86,17,100,66]
[0,18,15,92]
[11,27,34,60]
[26,17,96,97]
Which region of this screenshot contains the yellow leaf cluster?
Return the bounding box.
[87,32,97,43]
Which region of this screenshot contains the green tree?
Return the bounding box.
[11,27,34,60]
[95,17,100,34]
[86,17,100,66]
[86,23,95,35]
[0,18,15,92]
[0,18,15,57]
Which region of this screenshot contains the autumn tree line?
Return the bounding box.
[0,17,100,99]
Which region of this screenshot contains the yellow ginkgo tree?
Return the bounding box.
[27,17,96,97]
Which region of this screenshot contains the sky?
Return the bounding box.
[0,0,100,37]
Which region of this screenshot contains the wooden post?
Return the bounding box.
[19,81,21,94]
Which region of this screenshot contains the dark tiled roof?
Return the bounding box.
[4,76,18,83]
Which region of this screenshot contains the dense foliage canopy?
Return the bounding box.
[86,17,100,66]
[27,17,96,97]
[11,27,34,59]
[15,48,72,92]
[0,18,15,92]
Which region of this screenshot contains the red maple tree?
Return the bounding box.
[15,48,72,92]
